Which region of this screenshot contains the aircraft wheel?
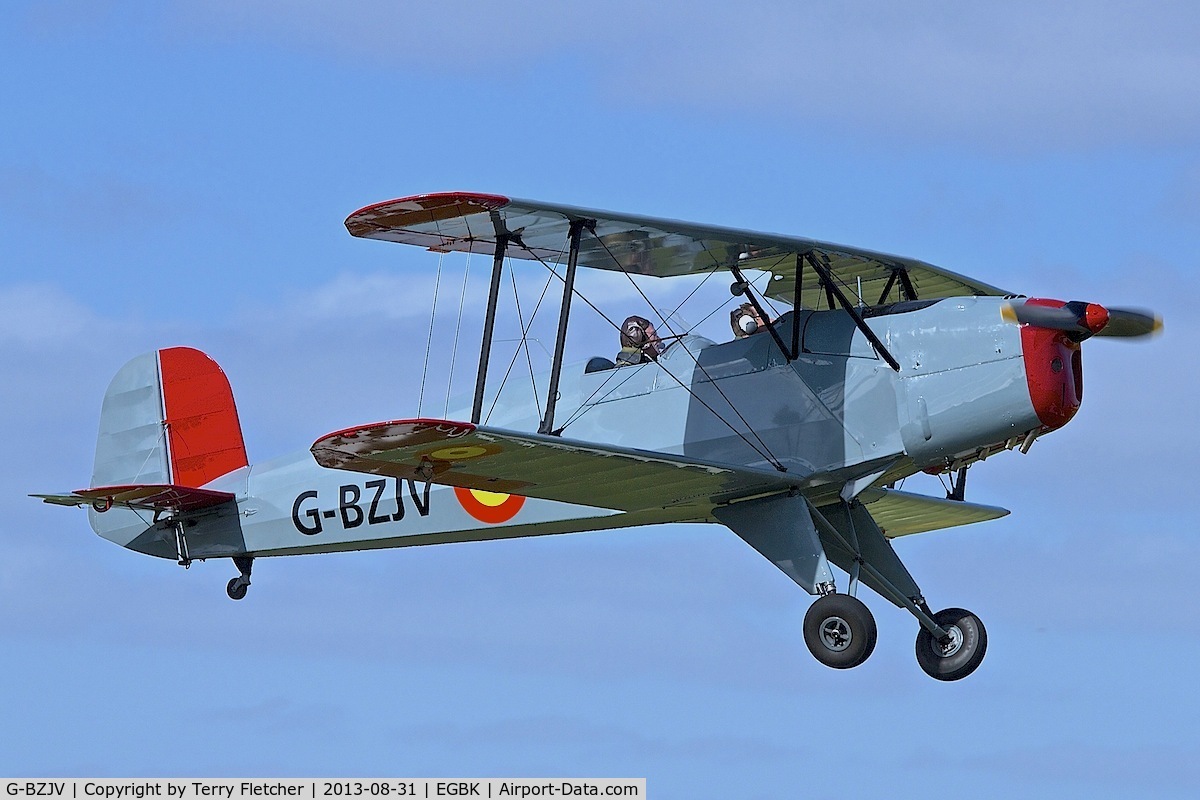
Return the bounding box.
[915,607,987,681]
[226,577,249,601]
[803,593,877,669]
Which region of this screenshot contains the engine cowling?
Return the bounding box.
[1019,298,1084,430]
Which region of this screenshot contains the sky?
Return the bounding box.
[2,1,1198,796]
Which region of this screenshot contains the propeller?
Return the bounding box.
[1001,299,1162,341]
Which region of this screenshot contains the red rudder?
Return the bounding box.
[158,347,248,487]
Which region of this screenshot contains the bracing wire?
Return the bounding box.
[662,267,718,329]
[512,266,543,422]
[486,246,566,423]
[417,250,446,416]
[558,268,722,433]
[488,236,781,468]
[750,256,792,319]
[558,360,643,431]
[444,251,472,418]
[563,320,784,469]
[483,262,544,424]
[517,239,784,469]
[590,237,787,470]
[658,244,781,335]
[518,248,622,330]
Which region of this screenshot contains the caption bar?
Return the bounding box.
[4,782,645,800]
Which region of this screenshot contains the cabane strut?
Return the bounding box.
[804,251,902,372]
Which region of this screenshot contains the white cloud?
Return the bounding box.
[0,283,102,346]
[176,1,1200,152]
[290,271,444,321]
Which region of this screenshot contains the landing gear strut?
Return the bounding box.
[946,466,968,502]
[227,555,253,601]
[803,593,877,669]
[173,521,192,568]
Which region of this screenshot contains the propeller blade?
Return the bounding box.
[1001,300,1162,340]
[1094,307,1162,338]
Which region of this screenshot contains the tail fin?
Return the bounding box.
[92,346,248,489]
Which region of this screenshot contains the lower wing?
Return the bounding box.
[311,418,798,514]
[856,487,1009,537]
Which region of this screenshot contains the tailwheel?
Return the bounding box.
[226,577,249,601]
[227,555,253,601]
[915,607,987,681]
[803,593,877,669]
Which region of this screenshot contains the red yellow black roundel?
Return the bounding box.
[454,486,526,524]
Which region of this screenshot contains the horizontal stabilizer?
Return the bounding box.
[312,418,797,513]
[31,484,235,513]
[856,487,1009,538]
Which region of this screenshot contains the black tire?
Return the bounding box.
[226,577,248,601]
[915,607,987,681]
[803,594,877,669]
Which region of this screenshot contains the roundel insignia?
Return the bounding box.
[421,443,500,463]
[454,486,526,524]
[429,445,490,461]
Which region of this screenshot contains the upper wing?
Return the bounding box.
[311,418,798,514]
[345,192,1010,306]
[32,484,235,513]
[856,487,1009,538]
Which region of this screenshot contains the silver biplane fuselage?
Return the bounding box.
[89,297,1049,560]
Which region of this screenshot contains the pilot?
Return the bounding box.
[616,315,663,365]
[731,302,770,338]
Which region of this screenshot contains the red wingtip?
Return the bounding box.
[314,418,476,448]
[345,192,511,235]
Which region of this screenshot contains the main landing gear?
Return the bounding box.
[803,593,877,669]
[801,593,987,681]
[914,607,987,681]
[714,492,988,681]
[226,555,253,600]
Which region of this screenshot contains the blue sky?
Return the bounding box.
[2,2,1198,796]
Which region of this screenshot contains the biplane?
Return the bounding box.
[36,192,1161,681]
